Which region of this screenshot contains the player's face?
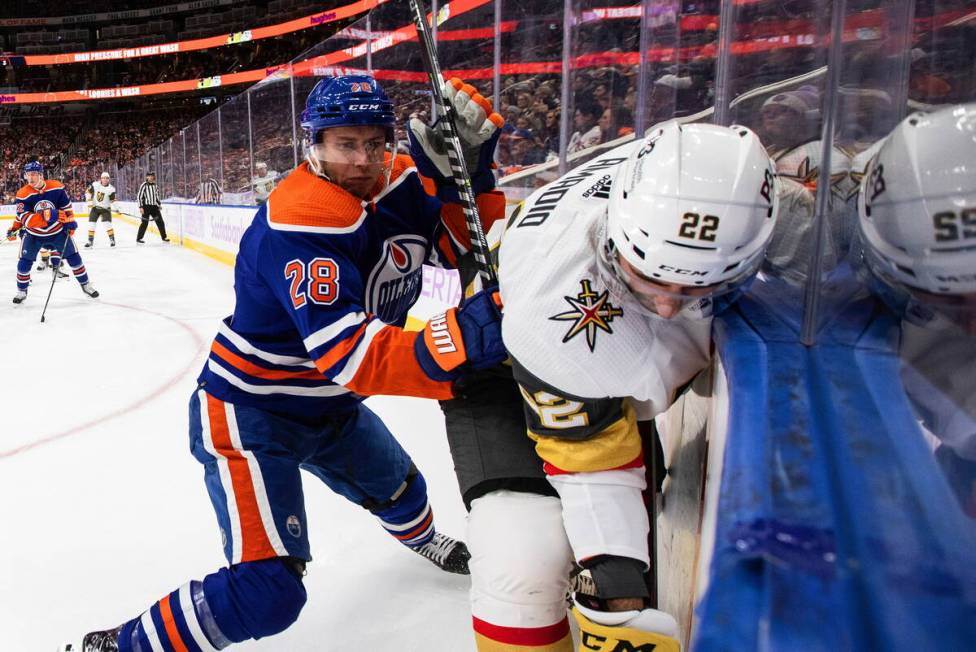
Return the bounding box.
[101,174,110,183]
[313,126,391,199]
[25,171,44,189]
[615,254,715,319]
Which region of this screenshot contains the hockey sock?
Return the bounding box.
[65,252,90,285]
[473,618,573,652]
[117,558,307,652]
[107,227,115,240]
[372,471,436,550]
[16,258,31,291]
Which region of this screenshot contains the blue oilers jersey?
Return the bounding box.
[198,157,506,418]
[14,181,73,237]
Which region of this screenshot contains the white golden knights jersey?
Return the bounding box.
[87,181,116,209]
[498,141,711,476]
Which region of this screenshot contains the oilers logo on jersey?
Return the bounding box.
[549,278,623,352]
[365,235,427,323]
[34,199,56,217]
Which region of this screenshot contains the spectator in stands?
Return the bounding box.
[509,128,547,167]
[598,105,635,143]
[541,108,560,153]
[567,101,602,154]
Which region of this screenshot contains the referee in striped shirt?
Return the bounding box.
[136,171,169,244]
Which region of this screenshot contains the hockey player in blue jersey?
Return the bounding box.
[7,161,99,304]
[64,74,507,652]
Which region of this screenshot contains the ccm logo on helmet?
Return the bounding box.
[935,272,976,283]
[659,264,708,277]
[349,103,382,110]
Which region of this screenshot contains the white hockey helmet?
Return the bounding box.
[857,103,976,331]
[604,121,778,318]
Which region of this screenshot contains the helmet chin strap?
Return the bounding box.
[306,151,334,183]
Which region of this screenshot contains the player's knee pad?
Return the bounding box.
[202,556,307,642]
[468,491,573,627]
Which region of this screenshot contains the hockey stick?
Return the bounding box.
[40,229,72,323]
[407,0,496,286]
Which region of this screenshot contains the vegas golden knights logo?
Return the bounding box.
[549,279,623,352]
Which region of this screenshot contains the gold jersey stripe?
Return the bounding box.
[528,401,640,473]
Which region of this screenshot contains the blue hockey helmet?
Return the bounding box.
[300,74,395,142]
[23,160,44,174]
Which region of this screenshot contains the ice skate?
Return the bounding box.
[84,239,94,248]
[12,290,27,304]
[414,532,470,574]
[37,259,49,271]
[81,283,100,298]
[109,238,116,247]
[60,624,121,652]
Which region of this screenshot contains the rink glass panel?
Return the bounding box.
[172,131,188,201]
[218,94,251,205]
[247,71,299,188]
[186,124,203,206]
[493,0,563,197]
[196,112,222,204]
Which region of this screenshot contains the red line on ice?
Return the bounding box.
[0,300,207,459]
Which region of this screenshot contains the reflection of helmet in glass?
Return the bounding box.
[858,103,976,330]
[761,86,821,122]
[603,122,779,318]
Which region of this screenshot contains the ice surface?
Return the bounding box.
[0,222,474,651]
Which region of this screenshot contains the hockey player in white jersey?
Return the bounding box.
[251,161,278,205]
[85,171,117,248]
[857,103,976,516]
[454,121,778,652]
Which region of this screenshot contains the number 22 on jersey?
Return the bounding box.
[285,257,339,308]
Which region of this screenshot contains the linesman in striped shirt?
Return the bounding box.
[136,171,169,244]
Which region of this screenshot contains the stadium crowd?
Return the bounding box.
[0,105,205,202]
